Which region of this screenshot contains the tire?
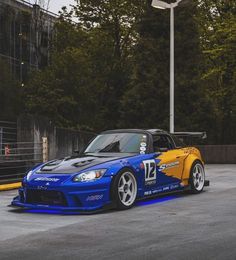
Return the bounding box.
[189,161,205,194]
[111,169,137,210]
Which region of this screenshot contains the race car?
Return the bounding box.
[11,129,209,212]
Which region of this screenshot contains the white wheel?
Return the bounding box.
[112,170,137,209]
[190,162,205,193]
[118,172,137,207]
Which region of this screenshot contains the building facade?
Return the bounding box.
[0,0,57,85]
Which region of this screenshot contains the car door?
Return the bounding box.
[153,134,188,186]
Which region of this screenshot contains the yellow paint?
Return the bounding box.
[0,182,21,191]
[156,147,204,187]
[181,147,204,184]
[157,149,188,180]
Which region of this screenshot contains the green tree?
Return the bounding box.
[0,58,22,120]
[24,24,99,128]
[197,0,236,144]
[70,0,145,129]
[25,1,145,130]
[120,0,203,132]
[24,0,236,145]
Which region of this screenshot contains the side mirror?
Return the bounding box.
[159,147,168,152]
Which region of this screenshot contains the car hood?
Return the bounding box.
[36,153,135,175]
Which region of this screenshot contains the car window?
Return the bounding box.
[84,133,148,154]
[171,135,185,148]
[153,135,174,151]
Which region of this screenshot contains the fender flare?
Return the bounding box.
[182,154,204,183]
[109,166,138,202]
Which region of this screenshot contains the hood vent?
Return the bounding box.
[73,159,95,168]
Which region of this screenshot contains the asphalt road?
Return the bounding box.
[0,164,236,260]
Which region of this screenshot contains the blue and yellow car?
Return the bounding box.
[12,129,209,212]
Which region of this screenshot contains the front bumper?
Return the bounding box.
[11,177,113,212]
[11,200,112,213]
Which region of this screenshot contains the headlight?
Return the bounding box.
[73,169,106,182]
[26,170,33,181]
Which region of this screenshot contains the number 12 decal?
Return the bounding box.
[143,159,157,186]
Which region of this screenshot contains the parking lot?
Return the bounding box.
[0,164,236,260]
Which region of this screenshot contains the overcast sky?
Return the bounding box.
[28,0,76,14]
[48,0,75,14]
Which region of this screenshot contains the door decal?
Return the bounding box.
[159,161,180,171]
[143,159,157,186]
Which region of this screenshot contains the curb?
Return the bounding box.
[0,182,21,191]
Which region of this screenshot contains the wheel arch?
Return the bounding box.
[182,154,204,185]
[109,166,138,209]
[109,166,137,189]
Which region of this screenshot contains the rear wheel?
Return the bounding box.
[189,161,205,193]
[112,169,137,210]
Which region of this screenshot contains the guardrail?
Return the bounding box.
[0,141,44,185]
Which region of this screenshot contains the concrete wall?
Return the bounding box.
[17,115,96,160]
[197,145,236,164]
[53,127,95,159]
[17,116,236,163]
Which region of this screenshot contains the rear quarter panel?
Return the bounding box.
[181,147,204,186]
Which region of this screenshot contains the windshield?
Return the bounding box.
[84,133,148,154]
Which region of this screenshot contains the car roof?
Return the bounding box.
[101,129,170,136]
[146,129,169,135]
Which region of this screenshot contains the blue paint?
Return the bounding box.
[135,194,179,207]
[23,195,180,214]
[12,152,166,212]
[12,149,184,213]
[24,209,81,215]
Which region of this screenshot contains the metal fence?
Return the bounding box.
[0,121,46,184]
[0,141,43,184]
[0,120,17,149]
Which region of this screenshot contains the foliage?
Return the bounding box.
[25,1,146,129]
[71,0,146,129]
[0,59,22,120]
[120,0,203,132]
[21,0,236,144]
[25,25,98,127]
[197,0,236,143]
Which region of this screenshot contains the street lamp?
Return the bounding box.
[151,0,183,133]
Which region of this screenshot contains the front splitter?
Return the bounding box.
[10,200,114,215]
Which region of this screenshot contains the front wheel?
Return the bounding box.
[189,161,205,194]
[111,169,137,210]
